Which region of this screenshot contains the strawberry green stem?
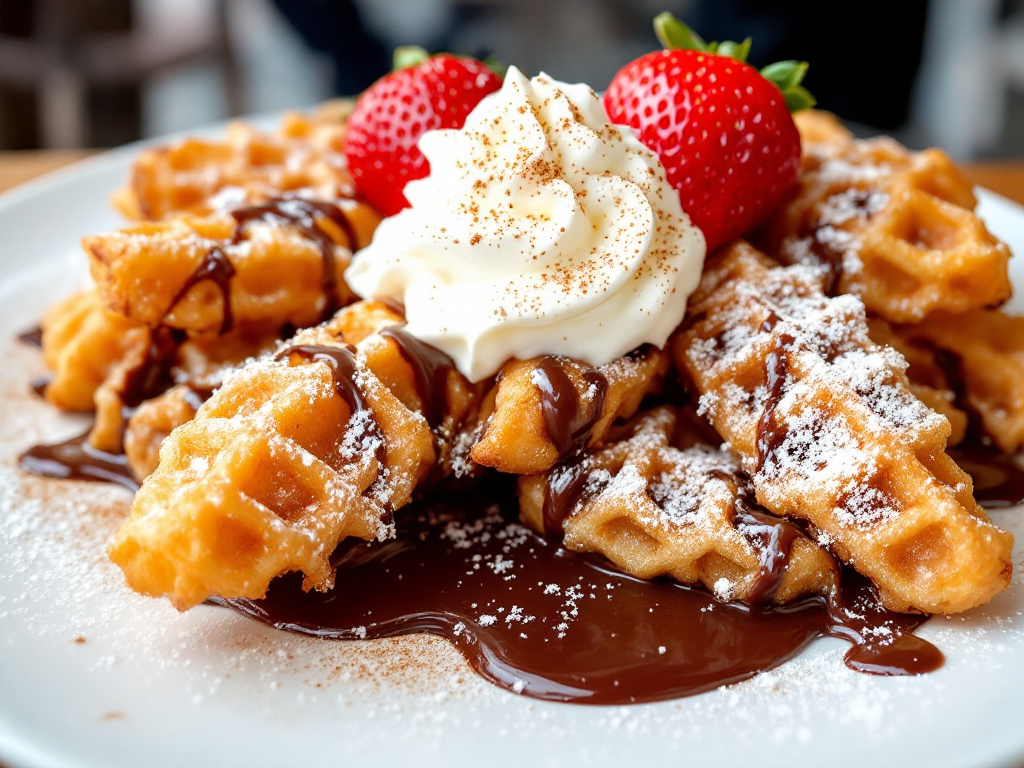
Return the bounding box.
[651,11,815,113]
[393,45,431,71]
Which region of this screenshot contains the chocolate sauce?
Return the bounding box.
[231,197,358,321]
[278,343,367,414]
[18,428,138,492]
[162,197,357,334]
[30,374,51,398]
[919,341,1024,508]
[735,503,802,606]
[757,332,795,468]
[121,327,186,409]
[826,570,943,675]
[275,344,389,513]
[165,247,236,335]
[541,461,603,535]
[18,327,187,490]
[17,325,43,348]
[797,189,880,296]
[217,488,941,705]
[379,326,455,429]
[533,357,608,459]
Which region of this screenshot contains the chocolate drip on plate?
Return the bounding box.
[217,488,942,705]
[19,427,139,492]
[17,325,43,348]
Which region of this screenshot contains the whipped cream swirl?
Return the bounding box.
[345,66,706,382]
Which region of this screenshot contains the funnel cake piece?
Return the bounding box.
[758,111,1011,323]
[124,385,204,481]
[86,196,380,335]
[671,241,1012,614]
[890,310,1024,455]
[109,300,484,609]
[39,288,282,457]
[124,301,487,484]
[112,105,354,221]
[471,347,669,475]
[40,290,152,413]
[519,407,836,606]
[865,317,968,446]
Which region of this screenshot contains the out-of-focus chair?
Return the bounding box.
[914,0,1024,159]
[0,0,241,148]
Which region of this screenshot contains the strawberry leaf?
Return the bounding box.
[653,12,708,53]
[782,85,816,113]
[760,60,816,113]
[392,45,431,71]
[714,38,752,62]
[483,54,507,78]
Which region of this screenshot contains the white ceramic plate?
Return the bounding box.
[1,132,1024,768]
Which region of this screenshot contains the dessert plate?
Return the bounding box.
[1,129,1023,768]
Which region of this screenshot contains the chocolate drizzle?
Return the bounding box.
[795,188,881,296]
[277,343,370,418]
[916,340,1024,508]
[164,196,358,334]
[165,247,236,335]
[757,331,796,469]
[379,326,455,429]
[541,461,602,536]
[121,327,187,409]
[276,343,390,520]
[533,357,608,459]
[231,197,357,322]
[217,487,942,705]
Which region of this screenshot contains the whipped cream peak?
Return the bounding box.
[345,66,706,381]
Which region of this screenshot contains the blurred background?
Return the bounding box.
[1,0,1023,158]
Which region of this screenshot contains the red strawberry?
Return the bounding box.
[603,14,814,252]
[344,46,502,216]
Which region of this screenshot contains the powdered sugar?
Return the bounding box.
[689,251,947,529]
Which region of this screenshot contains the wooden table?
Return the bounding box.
[2,150,1024,206]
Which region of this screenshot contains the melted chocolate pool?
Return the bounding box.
[218,488,942,706]
[19,428,139,492]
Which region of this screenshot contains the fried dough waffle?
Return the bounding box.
[671,241,1013,614]
[108,301,484,609]
[891,310,1024,454]
[518,407,836,605]
[471,347,669,475]
[40,290,152,413]
[757,110,1011,323]
[124,385,204,480]
[86,196,380,334]
[112,105,354,221]
[865,317,968,446]
[39,288,282,457]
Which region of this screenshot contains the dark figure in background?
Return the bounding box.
[270,0,391,96]
[687,0,930,131]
